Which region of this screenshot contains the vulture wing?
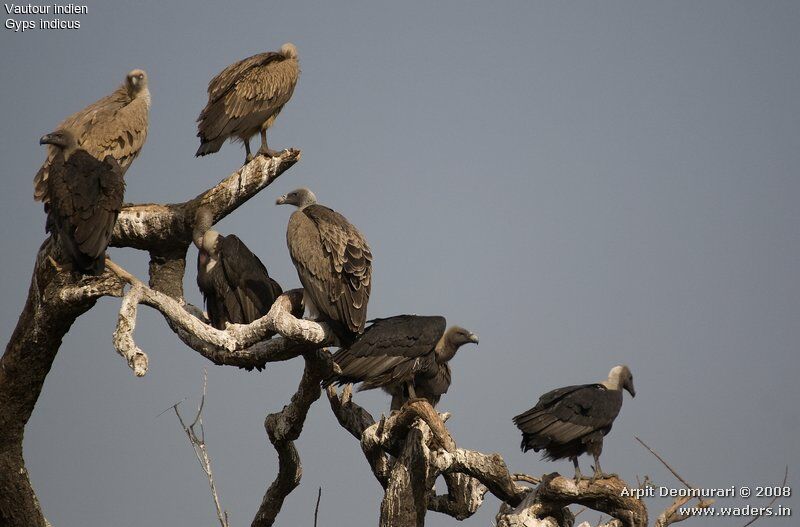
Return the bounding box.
[219,234,283,324]
[287,204,372,336]
[328,315,445,388]
[47,151,125,275]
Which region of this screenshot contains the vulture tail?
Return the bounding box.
[195,138,225,157]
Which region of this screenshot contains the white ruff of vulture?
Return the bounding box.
[40,129,125,276]
[327,315,479,411]
[193,208,284,344]
[195,43,300,162]
[513,365,636,483]
[276,188,372,345]
[34,69,150,204]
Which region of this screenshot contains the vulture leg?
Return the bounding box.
[572,457,583,484]
[244,138,254,163]
[590,453,617,482]
[407,382,418,401]
[257,129,279,158]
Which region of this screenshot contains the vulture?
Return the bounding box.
[40,129,125,275]
[34,69,149,204]
[327,315,479,410]
[196,43,299,162]
[513,365,636,483]
[276,188,372,344]
[193,207,284,333]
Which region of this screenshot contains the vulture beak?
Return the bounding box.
[626,382,636,398]
[275,195,287,205]
[39,134,55,145]
[468,333,479,344]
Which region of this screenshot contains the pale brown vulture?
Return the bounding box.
[196,43,299,162]
[40,129,125,275]
[276,188,372,344]
[513,365,635,483]
[193,207,284,333]
[327,315,479,410]
[34,69,149,204]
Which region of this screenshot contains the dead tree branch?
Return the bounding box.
[251,349,338,527]
[171,370,230,527]
[0,151,300,526]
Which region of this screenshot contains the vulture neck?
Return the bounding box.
[434,336,459,363]
[601,372,623,391]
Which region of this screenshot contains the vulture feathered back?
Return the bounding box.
[40,129,125,275]
[34,69,149,204]
[196,43,299,162]
[513,365,636,483]
[193,208,284,336]
[276,188,372,344]
[328,316,479,410]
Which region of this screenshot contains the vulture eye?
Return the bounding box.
[138,74,144,79]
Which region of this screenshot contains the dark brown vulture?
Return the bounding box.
[193,207,283,333]
[327,315,479,410]
[40,129,125,275]
[513,365,636,483]
[276,188,372,344]
[34,69,149,204]
[196,43,299,162]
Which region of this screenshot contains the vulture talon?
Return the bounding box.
[47,255,65,273]
[257,146,280,158]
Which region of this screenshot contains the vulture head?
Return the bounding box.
[280,42,298,60]
[39,129,76,149]
[604,365,635,397]
[276,187,317,209]
[192,207,219,256]
[126,69,148,94]
[437,326,479,362]
[40,129,78,159]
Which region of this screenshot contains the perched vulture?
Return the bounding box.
[40,129,125,275]
[327,315,479,410]
[196,43,299,162]
[34,69,149,204]
[513,365,636,483]
[193,207,284,333]
[276,188,372,344]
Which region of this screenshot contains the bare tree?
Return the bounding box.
[0,148,744,526]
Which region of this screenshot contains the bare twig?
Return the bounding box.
[740,466,789,527]
[314,486,322,527]
[171,369,229,527]
[635,437,693,489]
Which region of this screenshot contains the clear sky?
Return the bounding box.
[1,1,798,525]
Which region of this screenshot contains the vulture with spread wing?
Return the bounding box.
[327,315,479,410]
[40,129,125,275]
[193,208,284,334]
[34,69,149,204]
[276,188,372,344]
[196,43,299,162]
[513,365,636,483]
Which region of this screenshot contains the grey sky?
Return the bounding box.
[1,1,798,525]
